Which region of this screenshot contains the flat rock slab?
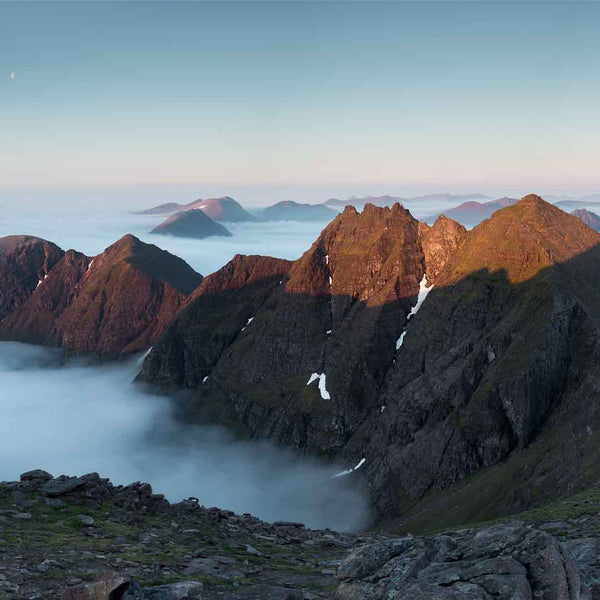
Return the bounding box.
[143,582,203,600]
[337,522,586,600]
[43,474,98,497]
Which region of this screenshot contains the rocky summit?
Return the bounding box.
[7,469,600,599]
[0,234,202,356]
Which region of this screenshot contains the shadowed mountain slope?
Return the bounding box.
[0,234,203,356]
[355,195,600,527]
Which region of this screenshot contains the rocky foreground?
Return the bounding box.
[4,471,600,599]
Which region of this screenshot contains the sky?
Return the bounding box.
[1,1,600,206]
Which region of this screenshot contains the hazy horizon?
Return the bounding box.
[0,182,597,214]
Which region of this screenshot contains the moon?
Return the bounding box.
[9,72,16,80]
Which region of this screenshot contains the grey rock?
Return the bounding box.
[273,521,305,528]
[20,469,53,482]
[184,557,243,579]
[336,523,587,600]
[143,581,203,600]
[12,511,32,520]
[11,490,32,509]
[76,515,95,526]
[44,497,64,508]
[37,559,51,573]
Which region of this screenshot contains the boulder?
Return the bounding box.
[336,523,586,600]
[62,572,142,600]
[20,469,53,482]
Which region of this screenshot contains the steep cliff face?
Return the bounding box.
[0,249,90,345]
[358,195,600,524]
[0,236,64,320]
[139,253,291,388]
[0,234,203,356]
[419,214,468,283]
[140,204,466,452]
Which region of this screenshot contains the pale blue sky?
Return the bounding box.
[1,1,600,198]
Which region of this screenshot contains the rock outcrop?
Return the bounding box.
[1,469,383,600]
[8,468,600,600]
[151,210,232,239]
[0,234,203,356]
[337,522,585,600]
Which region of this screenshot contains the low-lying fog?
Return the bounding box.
[0,342,369,531]
[0,210,327,276]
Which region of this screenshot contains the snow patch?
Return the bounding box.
[326,330,332,335]
[306,373,320,385]
[306,372,331,400]
[328,276,332,286]
[325,254,329,265]
[395,331,407,350]
[87,259,95,272]
[395,275,433,350]
[202,376,209,384]
[332,457,367,479]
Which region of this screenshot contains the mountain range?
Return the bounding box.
[0,234,202,356]
[5,194,600,532]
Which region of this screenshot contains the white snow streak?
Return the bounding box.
[87,259,95,272]
[395,275,433,350]
[332,457,367,479]
[202,376,209,384]
[241,316,254,332]
[35,273,48,288]
[395,331,407,350]
[307,373,319,385]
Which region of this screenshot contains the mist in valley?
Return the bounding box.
[0,341,370,531]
